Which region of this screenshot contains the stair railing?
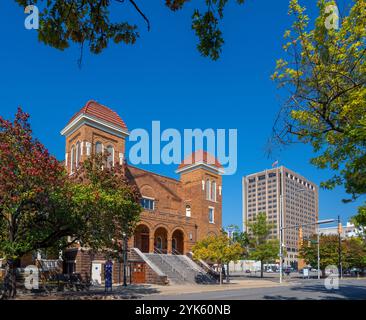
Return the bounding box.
[186,252,219,282]
[172,248,181,256]
[153,247,187,282]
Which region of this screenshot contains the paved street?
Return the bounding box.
[142,279,366,300]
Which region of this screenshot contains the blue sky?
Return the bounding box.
[0,0,362,228]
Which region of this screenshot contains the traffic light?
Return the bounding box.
[338,222,343,235]
[298,227,303,247]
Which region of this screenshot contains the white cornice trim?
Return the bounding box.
[175,161,224,175]
[60,113,129,138]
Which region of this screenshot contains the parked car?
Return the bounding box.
[267,269,273,273]
[245,269,251,274]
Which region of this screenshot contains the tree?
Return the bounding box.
[271,0,366,223]
[68,152,142,258]
[299,234,366,275]
[299,234,339,274]
[0,108,69,298]
[0,108,142,299]
[16,0,246,62]
[352,206,366,232]
[343,237,366,271]
[192,234,243,284]
[246,213,279,278]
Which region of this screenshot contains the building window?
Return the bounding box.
[206,179,211,200]
[76,141,81,168]
[106,145,114,168]
[212,181,217,202]
[95,141,102,154]
[209,207,214,224]
[70,145,75,173]
[141,197,155,211]
[186,205,191,218]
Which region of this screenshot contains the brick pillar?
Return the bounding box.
[183,240,189,255]
[149,237,155,253]
[167,237,172,254]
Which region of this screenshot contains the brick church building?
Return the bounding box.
[60,100,223,284]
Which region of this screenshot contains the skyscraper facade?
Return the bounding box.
[242,166,318,268]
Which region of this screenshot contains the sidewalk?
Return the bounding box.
[146,279,287,297]
[15,279,286,300]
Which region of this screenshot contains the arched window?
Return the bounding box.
[186,205,191,218]
[106,145,114,168]
[70,145,75,174]
[95,141,102,154]
[212,181,217,202]
[76,142,81,168]
[206,179,211,200]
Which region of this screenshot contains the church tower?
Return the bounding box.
[60,100,129,174]
[176,150,223,241]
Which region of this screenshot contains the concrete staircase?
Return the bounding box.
[144,253,216,285]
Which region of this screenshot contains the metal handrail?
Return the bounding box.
[172,248,181,255]
[153,247,187,282]
[186,252,219,281]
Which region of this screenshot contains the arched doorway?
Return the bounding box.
[134,224,150,253]
[154,227,168,254]
[172,229,184,255]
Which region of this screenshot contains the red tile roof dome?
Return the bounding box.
[68,100,128,130]
[178,150,223,170]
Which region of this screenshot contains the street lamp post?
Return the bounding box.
[122,232,128,287]
[226,226,235,284]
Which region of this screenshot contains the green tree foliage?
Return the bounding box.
[246,213,279,278]
[192,234,243,284]
[0,108,141,299]
[225,224,249,253]
[16,0,245,61]
[0,108,69,298]
[68,152,142,256]
[272,0,366,224]
[299,234,366,274]
[352,206,366,232]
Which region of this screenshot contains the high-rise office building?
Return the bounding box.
[242,166,319,268]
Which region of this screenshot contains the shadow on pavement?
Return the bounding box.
[263,282,366,300]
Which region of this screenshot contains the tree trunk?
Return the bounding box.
[219,264,223,285]
[2,259,17,299]
[260,261,264,278]
[226,263,230,283]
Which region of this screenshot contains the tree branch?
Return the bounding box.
[116,0,150,31]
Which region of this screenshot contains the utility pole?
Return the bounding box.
[279,168,284,284]
[317,226,320,280]
[338,216,343,280]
